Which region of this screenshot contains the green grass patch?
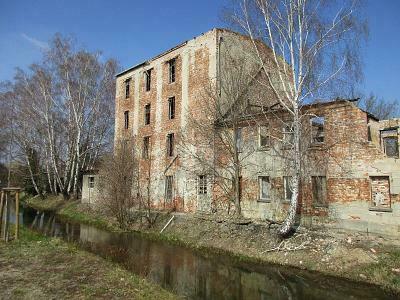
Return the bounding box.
[58,201,119,232]
[25,195,65,211]
[0,227,178,299]
[357,249,400,293]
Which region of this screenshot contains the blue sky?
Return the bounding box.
[0,0,399,102]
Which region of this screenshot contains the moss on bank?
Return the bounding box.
[25,196,400,295]
[0,228,178,299]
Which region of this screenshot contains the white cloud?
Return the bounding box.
[21,33,48,50]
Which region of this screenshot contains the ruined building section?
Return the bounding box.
[236,99,400,235]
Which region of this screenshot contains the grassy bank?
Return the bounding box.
[25,197,400,295]
[25,195,65,211]
[0,228,178,299]
[58,201,119,232]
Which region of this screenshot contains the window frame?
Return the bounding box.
[168,96,175,120]
[168,58,176,83]
[369,175,392,212]
[283,125,294,147]
[165,175,174,202]
[88,176,95,188]
[283,176,293,202]
[310,116,325,144]
[144,104,151,125]
[166,133,175,157]
[383,136,399,158]
[143,136,150,159]
[198,175,208,195]
[124,111,129,129]
[258,176,270,202]
[258,125,270,149]
[125,78,131,99]
[145,69,152,91]
[311,176,328,207]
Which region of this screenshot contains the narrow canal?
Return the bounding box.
[21,206,396,300]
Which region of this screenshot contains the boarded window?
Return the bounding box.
[124,111,129,129]
[383,137,398,157]
[144,104,151,125]
[168,59,176,83]
[258,125,270,148]
[312,176,327,206]
[125,78,131,98]
[370,176,391,209]
[284,176,293,201]
[143,136,150,159]
[198,175,207,195]
[167,133,174,157]
[311,116,325,143]
[235,128,243,152]
[145,69,151,91]
[88,176,95,188]
[165,175,173,201]
[258,176,270,201]
[168,96,175,119]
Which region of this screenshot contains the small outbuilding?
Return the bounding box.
[81,170,99,205]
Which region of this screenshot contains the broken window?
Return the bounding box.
[125,78,131,98]
[168,58,176,83]
[88,176,95,188]
[312,176,327,207]
[165,175,173,201]
[258,125,270,149]
[145,69,151,91]
[124,111,129,129]
[283,125,294,146]
[370,176,391,209]
[311,116,325,144]
[143,136,150,159]
[167,133,175,157]
[383,137,398,158]
[258,176,270,201]
[198,175,207,195]
[144,104,151,125]
[235,128,243,152]
[367,125,372,142]
[168,96,175,119]
[283,176,293,201]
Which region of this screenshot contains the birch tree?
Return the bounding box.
[3,34,118,198]
[229,0,367,235]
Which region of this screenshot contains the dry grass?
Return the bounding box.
[0,228,178,299]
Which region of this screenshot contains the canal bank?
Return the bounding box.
[25,197,400,297]
[0,228,177,299]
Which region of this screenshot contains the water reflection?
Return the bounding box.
[23,207,395,300]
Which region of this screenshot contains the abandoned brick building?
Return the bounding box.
[86,28,400,236]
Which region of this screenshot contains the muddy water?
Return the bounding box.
[22,207,395,300]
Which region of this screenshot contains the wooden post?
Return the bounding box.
[15,191,19,240]
[0,191,4,237]
[4,194,8,242]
